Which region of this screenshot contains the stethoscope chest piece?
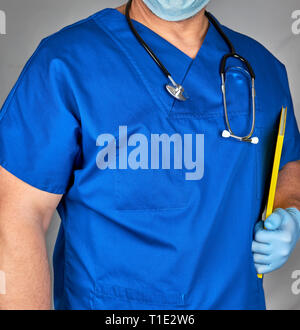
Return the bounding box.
[165,83,187,101]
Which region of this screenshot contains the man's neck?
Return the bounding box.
[116,0,209,59]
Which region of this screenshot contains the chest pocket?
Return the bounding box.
[114,131,194,211]
[116,169,191,211]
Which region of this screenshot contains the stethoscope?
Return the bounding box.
[125,0,259,144]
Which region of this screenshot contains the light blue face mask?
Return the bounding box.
[142,0,211,22]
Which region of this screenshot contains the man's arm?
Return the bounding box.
[274,160,300,210]
[0,166,62,310]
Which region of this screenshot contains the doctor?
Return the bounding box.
[0,0,300,310]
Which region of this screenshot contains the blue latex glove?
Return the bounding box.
[252,208,300,274]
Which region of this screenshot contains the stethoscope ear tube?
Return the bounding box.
[126,0,187,101]
[221,73,258,144]
[125,0,171,79]
[220,53,256,80]
[222,130,259,144]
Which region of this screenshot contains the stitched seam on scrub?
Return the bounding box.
[95,285,185,307]
[91,17,170,117]
[0,159,66,194]
[0,39,48,123]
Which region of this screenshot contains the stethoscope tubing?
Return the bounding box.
[125,0,259,143]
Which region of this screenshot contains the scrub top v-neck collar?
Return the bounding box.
[93,8,228,116]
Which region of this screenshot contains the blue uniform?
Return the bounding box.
[0,8,300,310]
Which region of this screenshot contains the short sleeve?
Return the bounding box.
[279,65,300,171]
[0,38,81,194]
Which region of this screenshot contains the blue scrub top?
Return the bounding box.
[0,8,300,310]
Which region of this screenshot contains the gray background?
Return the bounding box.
[0,0,299,309]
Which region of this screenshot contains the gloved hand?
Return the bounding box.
[252,207,300,274]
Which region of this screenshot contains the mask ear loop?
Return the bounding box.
[220,53,259,144]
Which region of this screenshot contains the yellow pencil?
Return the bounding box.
[257,106,287,279]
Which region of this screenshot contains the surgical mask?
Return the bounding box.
[142,0,211,22]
